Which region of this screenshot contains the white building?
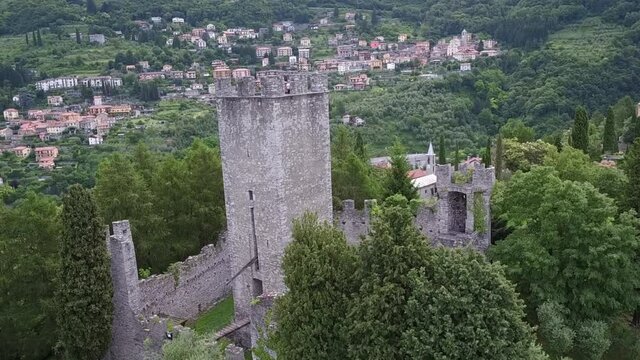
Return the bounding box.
[277,46,293,57]
[88,135,103,146]
[36,76,79,91]
[89,34,106,45]
[195,38,207,49]
[47,96,64,106]
[81,76,123,89]
[172,17,185,24]
[412,174,438,199]
[460,63,472,72]
[298,48,310,59]
[3,108,19,120]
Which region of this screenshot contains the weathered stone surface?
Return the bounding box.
[225,344,245,360]
[105,220,145,360]
[106,222,231,359]
[139,238,231,320]
[216,71,332,347]
[335,163,495,251]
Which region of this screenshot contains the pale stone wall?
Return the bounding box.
[106,221,231,359]
[335,163,495,251]
[139,240,231,320]
[216,71,332,334]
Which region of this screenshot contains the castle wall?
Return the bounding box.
[139,240,231,320]
[334,199,375,244]
[106,221,231,360]
[105,221,145,360]
[336,163,494,251]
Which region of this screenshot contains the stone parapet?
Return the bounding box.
[215,71,328,98]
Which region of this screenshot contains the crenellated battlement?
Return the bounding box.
[435,163,494,190]
[215,71,328,98]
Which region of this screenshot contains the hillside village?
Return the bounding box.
[0,10,501,171]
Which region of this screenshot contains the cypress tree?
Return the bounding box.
[25,33,29,45]
[354,132,367,161]
[624,138,640,214]
[348,196,432,359]
[483,137,492,166]
[571,106,589,154]
[453,143,461,170]
[75,28,81,44]
[495,133,503,180]
[57,185,113,360]
[273,214,358,360]
[36,29,42,46]
[32,31,37,45]
[87,0,97,14]
[438,134,447,164]
[384,140,418,201]
[603,107,617,154]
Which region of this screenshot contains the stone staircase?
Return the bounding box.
[214,318,250,340]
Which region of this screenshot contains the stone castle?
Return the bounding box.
[104,71,494,359]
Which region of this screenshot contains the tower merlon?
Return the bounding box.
[215,71,328,98]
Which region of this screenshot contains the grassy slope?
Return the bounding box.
[545,17,626,65]
[194,296,234,334]
[0,29,152,77]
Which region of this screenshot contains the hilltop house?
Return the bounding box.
[256,46,272,57]
[9,146,31,158]
[277,47,293,57]
[232,68,251,79]
[298,48,310,59]
[3,108,19,120]
[89,34,106,45]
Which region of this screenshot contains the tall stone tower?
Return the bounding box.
[215,71,332,329]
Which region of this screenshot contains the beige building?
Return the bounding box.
[277,46,293,57]
[3,108,19,120]
[47,96,64,106]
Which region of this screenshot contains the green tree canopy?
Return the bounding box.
[348,195,431,359]
[383,141,418,201]
[490,167,640,322]
[331,126,381,208]
[56,185,113,359]
[273,214,359,360]
[571,107,590,154]
[623,138,640,214]
[0,193,61,359]
[603,107,617,154]
[500,118,535,143]
[401,248,535,359]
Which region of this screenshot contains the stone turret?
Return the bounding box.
[336,162,495,251]
[215,71,329,98]
[106,220,144,360]
[430,163,494,250]
[216,70,332,346]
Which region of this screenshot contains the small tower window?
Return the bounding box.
[249,190,254,201]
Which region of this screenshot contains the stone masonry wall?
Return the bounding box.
[139,238,232,320]
[106,221,231,360]
[335,164,494,251]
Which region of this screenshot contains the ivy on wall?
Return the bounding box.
[473,192,487,234]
